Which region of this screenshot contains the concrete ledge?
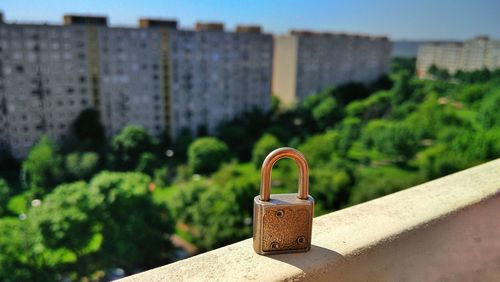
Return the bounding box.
[120,159,500,281]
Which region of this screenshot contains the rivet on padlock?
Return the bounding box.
[253,147,314,255]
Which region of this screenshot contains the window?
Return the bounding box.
[16,65,24,73]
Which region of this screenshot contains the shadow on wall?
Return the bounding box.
[266,245,345,272]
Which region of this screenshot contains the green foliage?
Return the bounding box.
[0,145,19,182]
[0,217,52,281]
[188,137,230,174]
[346,90,392,120]
[337,117,362,155]
[391,57,416,74]
[136,152,159,176]
[89,171,174,271]
[454,68,499,84]
[111,126,157,171]
[349,166,423,205]
[312,96,342,130]
[271,95,281,112]
[372,122,421,161]
[428,64,450,80]
[21,135,64,194]
[171,163,259,250]
[65,152,100,181]
[391,69,415,105]
[2,65,500,279]
[478,88,500,128]
[0,179,9,216]
[252,134,283,168]
[298,131,339,166]
[310,161,354,210]
[153,165,171,187]
[30,182,101,252]
[71,108,106,152]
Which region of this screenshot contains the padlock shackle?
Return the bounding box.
[260,147,309,201]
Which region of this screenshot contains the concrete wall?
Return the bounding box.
[120,158,500,282]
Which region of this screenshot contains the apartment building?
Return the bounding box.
[0,22,95,158]
[0,14,273,158]
[273,31,391,106]
[416,36,500,77]
[168,24,272,135]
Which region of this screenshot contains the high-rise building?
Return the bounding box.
[416,36,500,78]
[272,31,391,106]
[0,14,273,158]
[167,23,272,136]
[0,22,95,157]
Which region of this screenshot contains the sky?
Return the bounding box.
[1,0,499,40]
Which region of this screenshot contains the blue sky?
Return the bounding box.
[1,0,499,40]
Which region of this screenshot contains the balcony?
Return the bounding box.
[119,158,500,281]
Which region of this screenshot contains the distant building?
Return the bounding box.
[167,24,272,135]
[0,23,95,157]
[273,31,391,106]
[416,36,500,78]
[0,14,273,158]
[391,40,422,58]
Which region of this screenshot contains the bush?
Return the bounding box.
[251,134,282,168]
[65,152,100,181]
[111,126,157,171]
[21,135,64,195]
[188,137,230,174]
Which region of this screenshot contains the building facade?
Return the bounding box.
[0,15,273,158]
[0,23,95,158]
[272,31,391,106]
[167,25,272,135]
[416,36,500,78]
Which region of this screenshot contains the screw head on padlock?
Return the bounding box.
[253,147,314,255]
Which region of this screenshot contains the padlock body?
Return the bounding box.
[253,193,314,255]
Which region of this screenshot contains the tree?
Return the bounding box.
[111,126,157,171]
[0,217,53,281]
[89,172,174,271]
[72,108,106,152]
[135,152,159,176]
[310,163,354,211]
[251,134,282,168]
[391,70,414,105]
[346,90,392,120]
[372,122,421,162]
[271,95,281,113]
[30,182,101,256]
[188,137,230,174]
[21,135,64,195]
[337,117,362,155]
[65,152,100,181]
[312,96,342,130]
[172,164,259,251]
[390,57,416,75]
[427,65,450,80]
[0,179,10,216]
[478,89,500,128]
[0,144,19,182]
[298,130,340,166]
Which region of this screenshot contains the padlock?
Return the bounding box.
[253,147,314,255]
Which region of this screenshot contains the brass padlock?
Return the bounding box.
[253,147,314,255]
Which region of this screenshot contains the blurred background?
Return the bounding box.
[0,0,499,281]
